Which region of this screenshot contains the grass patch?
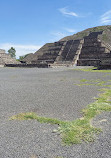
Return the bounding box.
[10,87,111,145]
[75,79,111,87]
[80,79,89,82]
[74,67,111,73]
[10,112,64,125]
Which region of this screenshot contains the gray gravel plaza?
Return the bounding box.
[0,67,111,158]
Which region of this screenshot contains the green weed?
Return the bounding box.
[10,88,111,145]
[75,79,111,87]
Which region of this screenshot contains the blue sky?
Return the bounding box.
[0,0,111,58]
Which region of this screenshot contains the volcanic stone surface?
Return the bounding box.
[0,67,111,158]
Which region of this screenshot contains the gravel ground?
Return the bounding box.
[0,67,111,158]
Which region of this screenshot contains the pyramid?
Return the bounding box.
[0,49,20,66]
[22,30,111,68]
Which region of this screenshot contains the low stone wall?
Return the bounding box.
[5,63,48,68]
[98,65,111,69]
[98,58,111,69]
[77,59,100,66]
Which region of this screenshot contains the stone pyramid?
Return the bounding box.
[0,49,19,66]
[22,31,111,67]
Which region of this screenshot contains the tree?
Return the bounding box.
[8,47,16,58]
[19,55,25,61]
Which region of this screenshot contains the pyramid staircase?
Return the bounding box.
[52,39,84,67]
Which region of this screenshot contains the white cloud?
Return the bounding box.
[0,43,41,59]
[64,28,77,33]
[100,10,111,24]
[59,7,78,17]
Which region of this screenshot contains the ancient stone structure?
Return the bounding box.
[21,31,111,68]
[77,32,111,66]
[30,42,65,64]
[5,63,48,68]
[0,49,19,66]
